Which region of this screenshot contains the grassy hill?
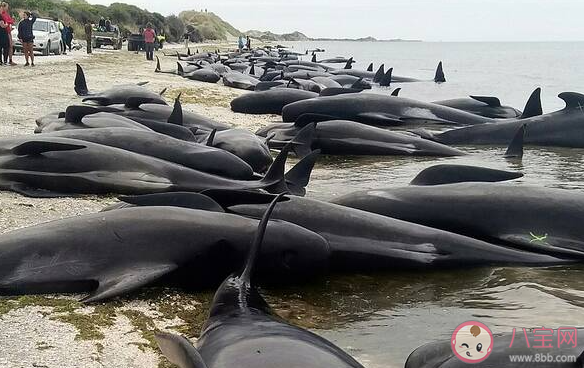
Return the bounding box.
[179,10,241,41]
[4,0,244,43]
[246,30,310,41]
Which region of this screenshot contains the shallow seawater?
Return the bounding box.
[273,41,584,367]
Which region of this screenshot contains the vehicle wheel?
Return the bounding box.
[43,42,50,56]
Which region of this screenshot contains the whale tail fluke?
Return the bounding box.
[520,87,543,119]
[504,124,526,159]
[74,64,89,96]
[289,123,316,158]
[434,61,446,83]
[261,144,291,194]
[284,149,320,196]
[155,332,209,368]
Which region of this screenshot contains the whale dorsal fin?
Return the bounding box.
[504,124,526,159]
[391,88,402,97]
[434,61,445,83]
[559,92,584,110]
[74,64,89,96]
[519,87,543,118]
[367,63,373,72]
[168,94,184,126]
[373,64,385,83]
[156,332,208,368]
[469,96,501,107]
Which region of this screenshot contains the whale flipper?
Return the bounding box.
[82,263,178,303]
[12,141,86,156]
[469,95,501,107]
[356,112,404,126]
[520,88,543,118]
[504,124,526,159]
[117,193,225,212]
[434,61,446,83]
[156,332,209,368]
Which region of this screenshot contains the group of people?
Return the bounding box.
[0,2,37,66]
[97,16,112,32]
[238,35,252,51]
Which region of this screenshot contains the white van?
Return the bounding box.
[12,18,63,56]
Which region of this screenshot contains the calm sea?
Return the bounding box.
[262,41,584,367]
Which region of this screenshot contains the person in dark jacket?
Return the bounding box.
[65,25,73,51]
[17,11,36,66]
[0,18,9,65]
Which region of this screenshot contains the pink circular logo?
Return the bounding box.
[451,321,494,364]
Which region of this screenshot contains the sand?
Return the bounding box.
[0,43,297,368]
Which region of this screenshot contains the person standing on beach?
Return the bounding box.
[183,31,189,49]
[59,21,69,55]
[238,35,244,51]
[84,21,92,54]
[246,35,251,50]
[17,11,36,66]
[65,24,73,52]
[0,18,9,65]
[143,23,156,61]
[0,2,16,65]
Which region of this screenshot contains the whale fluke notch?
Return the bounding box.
[168,94,183,126]
[74,64,89,96]
[434,61,446,83]
[367,63,373,72]
[391,88,402,97]
[520,87,543,119]
[504,124,526,159]
[155,332,208,368]
[373,64,385,83]
[469,96,501,107]
[12,141,87,156]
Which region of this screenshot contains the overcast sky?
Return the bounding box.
[88,0,583,41]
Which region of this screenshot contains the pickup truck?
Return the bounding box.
[92,25,123,50]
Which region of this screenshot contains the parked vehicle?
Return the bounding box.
[127,31,161,52]
[11,18,63,56]
[92,25,123,50]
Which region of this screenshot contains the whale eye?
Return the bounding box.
[476,343,483,352]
